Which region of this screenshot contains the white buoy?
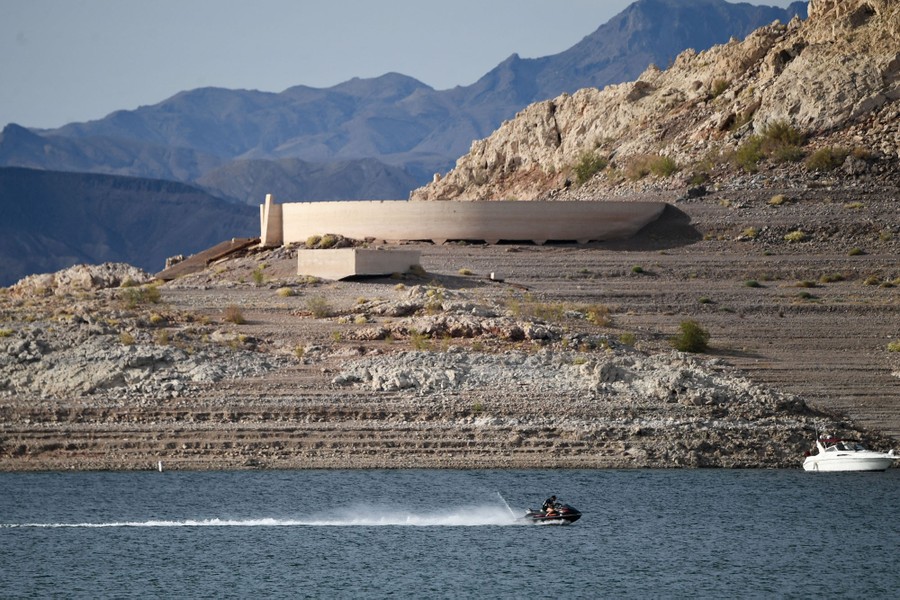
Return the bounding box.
[158,460,163,472]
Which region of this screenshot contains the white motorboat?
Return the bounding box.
[802,436,897,472]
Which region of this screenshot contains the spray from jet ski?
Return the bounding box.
[3,504,523,528]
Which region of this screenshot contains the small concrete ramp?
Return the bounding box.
[155,237,259,281]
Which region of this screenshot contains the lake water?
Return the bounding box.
[1,469,897,598]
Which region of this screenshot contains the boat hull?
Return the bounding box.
[524,513,582,525]
[523,504,582,524]
[802,456,895,472]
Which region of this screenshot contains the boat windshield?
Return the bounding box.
[833,441,866,451]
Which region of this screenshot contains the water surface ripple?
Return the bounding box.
[1,469,897,598]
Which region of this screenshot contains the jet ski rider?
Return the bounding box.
[542,495,558,515]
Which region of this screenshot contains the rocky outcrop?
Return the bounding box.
[1,326,285,399]
[412,0,900,201]
[2,263,288,400]
[9,263,154,297]
[334,344,803,412]
[2,237,897,470]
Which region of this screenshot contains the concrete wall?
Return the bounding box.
[260,194,284,247]
[297,249,421,280]
[261,197,666,247]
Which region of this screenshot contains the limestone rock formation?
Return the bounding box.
[2,263,287,400]
[411,0,900,201]
[9,263,154,297]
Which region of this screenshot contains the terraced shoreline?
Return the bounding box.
[1,186,898,471]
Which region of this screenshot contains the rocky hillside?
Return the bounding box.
[4,255,894,471]
[0,1,805,203]
[412,0,899,201]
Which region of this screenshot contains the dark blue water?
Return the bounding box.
[1,469,897,598]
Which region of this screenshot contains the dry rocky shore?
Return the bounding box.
[1,178,898,471]
[2,0,898,471]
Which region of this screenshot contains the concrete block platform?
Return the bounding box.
[298,248,421,280]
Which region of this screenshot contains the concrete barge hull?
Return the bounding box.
[261,198,667,247]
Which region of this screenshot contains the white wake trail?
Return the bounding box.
[3,505,524,528]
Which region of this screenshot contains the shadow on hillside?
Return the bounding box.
[708,346,765,361]
[355,273,489,291]
[598,204,702,251]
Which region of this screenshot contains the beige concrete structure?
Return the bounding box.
[259,194,666,247]
[298,248,421,280]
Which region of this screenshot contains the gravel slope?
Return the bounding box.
[2,185,896,471]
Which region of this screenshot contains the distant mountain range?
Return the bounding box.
[0,0,806,204]
[0,167,257,286]
[0,0,807,285]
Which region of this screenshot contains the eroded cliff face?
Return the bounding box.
[412,0,900,201]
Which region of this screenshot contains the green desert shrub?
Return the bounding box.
[819,273,845,284]
[670,320,710,353]
[408,264,427,278]
[784,230,807,243]
[625,155,653,180]
[154,330,169,346]
[649,155,679,177]
[848,247,866,256]
[688,171,711,186]
[409,329,432,350]
[223,305,246,324]
[851,147,873,160]
[584,305,611,326]
[710,78,730,98]
[573,152,608,185]
[505,294,565,322]
[771,144,805,163]
[761,120,804,150]
[734,121,805,171]
[306,296,333,318]
[887,340,900,353]
[806,146,848,172]
[734,136,765,172]
[625,154,678,180]
[120,284,161,308]
[276,287,295,297]
[862,276,881,286]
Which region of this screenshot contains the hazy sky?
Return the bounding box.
[2,0,798,129]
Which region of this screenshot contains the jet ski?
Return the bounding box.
[523,503,582,525]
